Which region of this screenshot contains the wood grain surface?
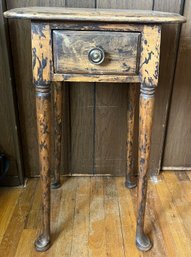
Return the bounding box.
[93,0,153,176]
[125,85,137,187]
[53,74,140,83]
[3,0,188,178]
[0,172,191,256]
[163,0,191,168]
[150,0,185,174]
[136,85,156,251]
[0,0,23,185]
[6,0,69,177]
[4,7,186,24]
[35,89,51,247]
[53,30,140,75]
[52,82,63,187]
[68,0,95,175]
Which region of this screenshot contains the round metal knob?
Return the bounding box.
[88,47,105,65]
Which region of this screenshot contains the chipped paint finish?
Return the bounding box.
[140,25,161,88]
[32,22,52,251]
[125,84,137,189]
[31,22,53,87]
[4,6,185,252]
[32,21,161,252]
[53,30,140,75]
[52,74,141,83]
[50,22,144,32]
[136,85,155,251]
[52,82,62,188]
[35,87,51,251]
[135,25,160,249]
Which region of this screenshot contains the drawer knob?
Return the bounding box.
[88,47,105,65]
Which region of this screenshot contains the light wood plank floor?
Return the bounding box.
[0,171,191,257]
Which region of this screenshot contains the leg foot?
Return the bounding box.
[34,234,51,252]
[136,233,152,252]
[125,174,137,189]
[51,180,61,189]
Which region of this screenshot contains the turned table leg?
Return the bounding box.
[135,24,161,251]
[51,82,62,189]
[34,86,51,251]
[136,85,155,251]
[31,22,53,251]
[125,84,137,189]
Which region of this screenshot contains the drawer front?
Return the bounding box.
[53,30,141,75]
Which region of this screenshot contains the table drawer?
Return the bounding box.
[53,30,141,75]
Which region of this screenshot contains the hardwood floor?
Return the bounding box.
[0,172,191,257]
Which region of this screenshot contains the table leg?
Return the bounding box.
[34,86,51,252]
[51,82,62,189]
[136,85,155,251]
[125,84,137,189]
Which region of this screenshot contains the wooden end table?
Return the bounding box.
[4,7,185,252]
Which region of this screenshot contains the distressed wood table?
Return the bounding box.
[4,7,185,252]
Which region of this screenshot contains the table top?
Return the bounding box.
[4,7,186,24]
